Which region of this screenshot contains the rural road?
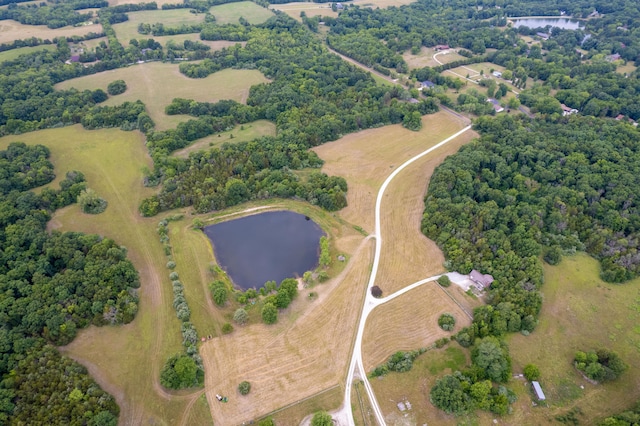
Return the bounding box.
[336,125,473,425]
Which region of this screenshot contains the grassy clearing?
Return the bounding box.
[0,44,55,62]
[108,0,177,6]
[209,1,274,25]
[352,381,378,426]
[269,2,337,21]
[351,0,417,8]
[617,62,637,75]
[265,385,343,425]
[370,344,476,425]
[403,47,466,70]
[0,20,102,44]
[112,9,205,44]
[507,253,640,424]
[362,283,472,371]
[172,119,276,158]
[0,125,197,424]
[55,64,268,130]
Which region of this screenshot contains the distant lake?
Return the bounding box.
[511,17,584,30]
[204,211,325,291]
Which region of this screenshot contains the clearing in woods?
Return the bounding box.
[111,9,207,44]
[0,125,208,425]
[172,119,276,158]
[0,20,102,44]
[0,44,56,63]
[54,64,269,130]
[209,1,275,25]
[403,47,467,70]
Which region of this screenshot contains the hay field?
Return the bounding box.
[112,9,206,44]
[0,20,102,44]
[507,253,640,424]
[403,47,466,70]
[172,119,276,158]
[200,237,374,424]
[209,1,274,25]
[362,283,472,371]
[269,2,337,21]
[0,125,197,424]
[0,44,55,63]
[55,64,268,130]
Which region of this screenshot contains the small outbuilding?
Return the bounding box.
[532,381,546,401]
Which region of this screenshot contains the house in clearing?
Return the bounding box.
[434,44,450,51]
[419,80,435,90]
[561,104,578,116]
[469,269,494,291]
[532,381,546,401]
[486,98,504,113]
[492,70,502,78]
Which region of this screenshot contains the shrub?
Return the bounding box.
[233,308,248,325]
[166,261,176,269]
[222,322,233,334]
[311,411,332,426]
[169,272,179,280]
[238,381,251,395]
[107,79,127,95]
[160,353,203,389]
[437,275,451,287]
[317,270,329,282]
[574,349,627,382]
[523,364,540,381]
[371,286,382,298]
[77,188,107,214]
[262,303,278,324]
[438,313,456,331]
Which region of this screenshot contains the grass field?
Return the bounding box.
[266,385,343,425]
[617,62,637,75]
[0,20,102,44]
[0,44,55,63]
[0,125,197,425]
[507,253,640,424]
[351,0,417,7]
[112,9,206,44]
[209,1,274,25]
[55,63,268,130]
[269,2,337,21]
[108,0,177,6]
[404,47,467,70]
[362,283,472,371]
[172,119,276,158]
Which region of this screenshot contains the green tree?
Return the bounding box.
[107,79,127,96]
[523,364,540,381]
[437,275,451,287]
[262,303,278,324]
[222,323,233,334]
[233,308,248,325]
[78,188,108,214]
[238,381,251,395]
[311,411,333,426]
[438,313,456,331]
[430,374,472,414]
[471,336,511,383]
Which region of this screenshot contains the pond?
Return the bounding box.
[511,17,584,30]
[203,210,325,291]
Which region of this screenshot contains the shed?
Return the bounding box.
[532,381,546,401]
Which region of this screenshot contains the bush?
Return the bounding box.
[107,79,127,96]
[222,322,233,334]
[238,381,251,395]
[574,349,627,382]
[311,411,332,426]
[233,308,248,325]
[317,270,329,282]
[262,303,278,324]
[166,261,176,269]
[169,272,179,280]
[160,353,203,389]
[438,313,456,331]
[523,364,540,381]
[77,188,107,214]
[371,286,382,298]
[437,275,451,287]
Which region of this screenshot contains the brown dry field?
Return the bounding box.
[0,20,103,44]
[200,237,374,424]
[362,283,472,371]
[375,126,476,295]
[313,110,470,235]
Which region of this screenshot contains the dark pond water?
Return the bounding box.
[511,17,584,30]
[203,211,325,290]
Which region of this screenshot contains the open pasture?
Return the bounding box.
[403,47,466,70]
[0,44,55,63]
[0,125,195,425]
[269,2,337,21]
[352,0,417,8]
[507,253,640,424]
[362,283,472,371]
[108,0,178,6]
[172,119,276,158]
[112,9,206,44]
[209,1,274,25]
[0,19,102,44]
[55,63,268,130]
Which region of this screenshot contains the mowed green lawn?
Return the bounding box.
[55,63,269,130]
[0,125,206,424]
[508,253,640,424]
[209,1,274,25]
[0,44,56,63]
[112,9,206,44]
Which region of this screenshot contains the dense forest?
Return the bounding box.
[0,143,139,423]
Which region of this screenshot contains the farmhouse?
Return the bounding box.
[434,44,450,51]
[532,381,546,401]
[492,70,502,78]
[419,80,435,90]
[469,269,494,290]
[486,98,504,113]
[536,32,550,40]
[606,53,621,62]
[561,104,578,116]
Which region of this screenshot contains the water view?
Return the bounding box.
[511,17,584,30]
[204,210,325,290]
